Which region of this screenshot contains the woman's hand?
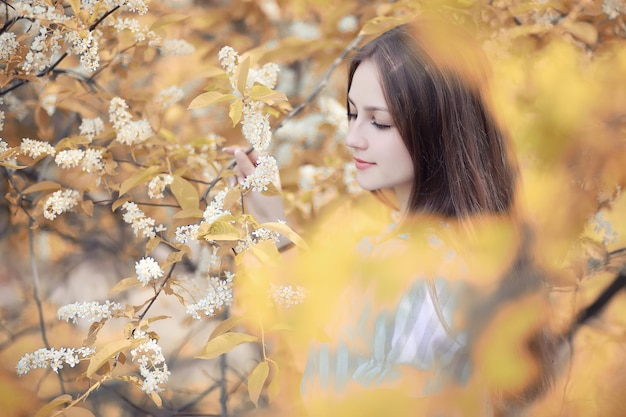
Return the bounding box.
[224,146,291,248]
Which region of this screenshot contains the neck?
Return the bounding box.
[394,184,412,216]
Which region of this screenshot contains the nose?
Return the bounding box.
[345,119,367,150]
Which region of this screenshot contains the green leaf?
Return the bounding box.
[118,166,161,197]
[187,91,237,110]
[171,175,199,210]
[248,361,269,407]
[229,99,243,126]
[196,332,258,360]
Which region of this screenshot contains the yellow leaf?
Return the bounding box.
[267,361,280,403]
[187,91,237,110]
[173,208,204,219]
[111,197,131,212]
[236,56,251,95]
[250,240,281,267]
[196,332,258,360]
[86,338,141,377]
[171,175,199,210]
[248,361,269,407]
[109,277,140,295]
[258,221,308,250]
[60,407,96,417]
[149,392,162,407]
[359,15,414,36]
[119,166,161,197]
[209,315,247,340]
[229,99,243,126]
[248,85,288,104]
[21,180,62,195]
[79,200,94,217]
[146,236,162,254]
[165,250,186,266]
[67,0,81,16]
[562,20,598,46]
[35,394,72,417]
[199,220,242,241]
[150,14,189,30]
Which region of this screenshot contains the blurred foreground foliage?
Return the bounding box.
[1,0,626,416]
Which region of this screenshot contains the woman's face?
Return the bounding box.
[346,59,414,211]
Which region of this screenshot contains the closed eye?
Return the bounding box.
[347,112,357,121]
[372,121,391,130]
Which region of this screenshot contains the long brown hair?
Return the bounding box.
[348,19,517,218]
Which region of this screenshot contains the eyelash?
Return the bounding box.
[346,113,391,130]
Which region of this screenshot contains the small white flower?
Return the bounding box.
[81,148,105,174]
[16,346,95,376]
[58,300,123,324]
[203,189,231,225]
[131,330,170,394]
[159,38,195,56]
[156,86,184,109]
[121,201,163,239]
[147,174,174,199]
[186,273,234,319]
[241,155,278,192]
[135,257,164,286]
[270,283,306,308]
[43,189,80,220]
[79,117,104,140]
[20,138,56,158]
[55,149,85,169]
[174,224,200,244]
[0,32,19,61]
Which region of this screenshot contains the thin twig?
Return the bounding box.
[137,263,177,323]
[29,218,66,394]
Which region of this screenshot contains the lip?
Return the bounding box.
[354,157,375,170]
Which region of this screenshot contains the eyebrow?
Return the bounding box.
[347,96,389,113]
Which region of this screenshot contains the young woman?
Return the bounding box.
[230,18,550,415]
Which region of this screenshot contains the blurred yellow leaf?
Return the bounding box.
[60,407,96,417]
[229,99,243,126]
[109,277,140,295]
[359,15,413,36]
[150,14,189,30]
[267,361,280,403]
[259,221,309,250]
[173,208,203,219]
[209,315,247,339]
[22,180,62,194]
[198,220,241,241]
[196,332,258,360]
[87,338,142,377]
[248,84,288,104]
[248,360,269,407]
[171,175,199,210]
[236,56,250,95]
[562,20,598,46]
[35,394,72,417]
[187,91,237,110]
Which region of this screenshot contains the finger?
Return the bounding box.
[234,149,256,181]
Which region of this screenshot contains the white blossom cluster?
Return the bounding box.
[186,272,234,319]
[20,138,56,159]
[0,139,8,154]
[65,30,101,73]
[0,32,19,61]
[242,105,272,152]
[591,211,619,245]
[343,162,361,195]
[319,96,349,141]
[109,97,154,146]
[131,330,170,394]
[121,201,165,239]
[270,283,306,309]
[602,0,626,19]
[156,86,185,110]
[4,93,28,121]
[135,257,164,286]
[11,2,69,22]
[298,164,331,191]
[43,189,81,221]
[20,27,63,74]
[203,189,231,225]
[113,17,158,43]
[240,154,279,192]
[157,38,195,56]
[218,46,280,152]
[251,227,280,244]
[148,174,174,199]
[0,110,4,131]
[79,117,105,140]
[54,148,105,174]
[174,224,200,244]
[16,346,95,376]
[58,300,123,324]
[79,0,149,15]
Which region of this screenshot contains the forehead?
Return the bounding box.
[348,60,387,106]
